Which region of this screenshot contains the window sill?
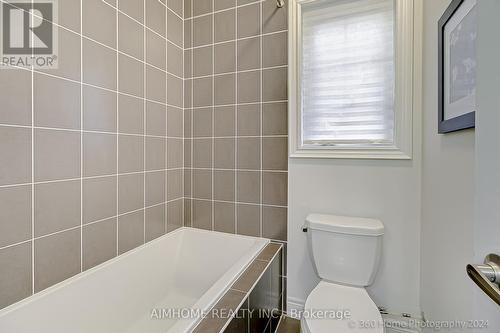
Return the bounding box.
[289,147,412,160]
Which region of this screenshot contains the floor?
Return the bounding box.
[276,316,301,333]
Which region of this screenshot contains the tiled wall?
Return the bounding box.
[183,0,288,245]
[0,0,184,309]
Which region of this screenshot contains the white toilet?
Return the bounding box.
[301,214,385,333]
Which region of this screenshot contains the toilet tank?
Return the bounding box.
[305,214,384,287]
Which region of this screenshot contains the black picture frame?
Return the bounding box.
[438,0,476,134]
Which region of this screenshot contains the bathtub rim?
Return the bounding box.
[0,227,269,323]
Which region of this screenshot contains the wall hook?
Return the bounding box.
[277,0,285,8]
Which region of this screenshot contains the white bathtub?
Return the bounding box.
[0,227,269,333]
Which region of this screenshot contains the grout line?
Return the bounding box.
[189,0,273,20]
[190,0,194,228]
[165,0,169,234]
[180,0,185,229]
[143,0,147,244]
[211,0,215,231]
[234,0,239,235]
[190,64,288,80]
[115,0,120,256]
[192,197,288,209]
[259,0,263,238]
[80,0,84,273]
[186,29,288,51]
[30,0,35,294]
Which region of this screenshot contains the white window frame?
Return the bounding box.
[289,0,419,159]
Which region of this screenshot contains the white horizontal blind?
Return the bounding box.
[301,0,395,147]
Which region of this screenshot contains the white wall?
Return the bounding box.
[287,2,424,316]
[288,156,422,315]
[419,0,476,328]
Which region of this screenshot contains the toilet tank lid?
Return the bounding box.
[305,214,384,236]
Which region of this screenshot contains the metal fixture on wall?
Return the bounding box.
[277,0,285,7]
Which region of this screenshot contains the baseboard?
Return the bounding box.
[286,297,421,332]
[286,297,305,319]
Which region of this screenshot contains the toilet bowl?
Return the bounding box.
[302,214,385,333]
[301,282,383,333]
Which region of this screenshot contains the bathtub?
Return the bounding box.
[0,227,269,333]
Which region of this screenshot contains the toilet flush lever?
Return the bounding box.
[466,253,500,306]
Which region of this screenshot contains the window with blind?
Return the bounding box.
[289,0,415,159]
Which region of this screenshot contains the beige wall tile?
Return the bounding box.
[34,229,81,292]
[262,102,287,135]
[146,30,167,70]
[146,137,166,171]
[214,201,235,233]
[167,42,183,77]
[146,0,166,37]
[237,70,260,103]
[167,169,183,200]
[193,77,213,107]
[118,95,144,135]
[34,180,81,237]
[262,137,288,171]
[0,185,31,248]
[118,13,144,60]
[0,126,31,186]
[167,74,184,108]
[263,31,288,67]
[237,104,260,136]
[214,42,236,74]
[193,108,213,137]
[118,210,144,254]
[193,0,212,16]
[82,218,117,270]
[168,0,183,17]
[193,15,213,47]
[192,199,212,230]
[118,173,144,214]
[82,0,117,48]
[193,169,212,199]
[167,9,184,47]
[83,176,117,224]
[39,28,81,81]
[167,106,183,138]
[0,69,32,126]
[237,204,260,237]
[34,129,80,182]
[214,0,235,11]
[237,37,261,71]
[34,73,81,130]
[167,138,184,168]
[237,138,261,170]
[237,171,260,204]
[0,242,32,309]
[214,138,235,169]
[214,9,235,43]
[119,54,144,98]
[118,134,144,173]
[145,171,166,206]
[83,86,117,132]
[83,39,117,90]
[146,66,166,103]
[193,46,213,77]
[214,106,236,137]
[262,206,287,241]
[262,172,287,206]
[263,67,287,102]
[145,205,166,241]
[83,132,117,177]
[262,0,288,34]
[167,199,183,232]
[118,0,144,23]
[237,4,260,38]
[146,102,167,136]
[57,0,81,33]
[193,139,213,168]
[214,74,236,105]
[214,170,235,201]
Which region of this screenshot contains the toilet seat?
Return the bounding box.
[301,281,384,333]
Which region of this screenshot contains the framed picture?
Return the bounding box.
[438,0,477,133]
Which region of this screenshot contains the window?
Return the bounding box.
[289,0,417,159]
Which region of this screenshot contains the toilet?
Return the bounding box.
[301,214,385,333]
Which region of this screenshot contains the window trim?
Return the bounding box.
[289,0,420,160]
